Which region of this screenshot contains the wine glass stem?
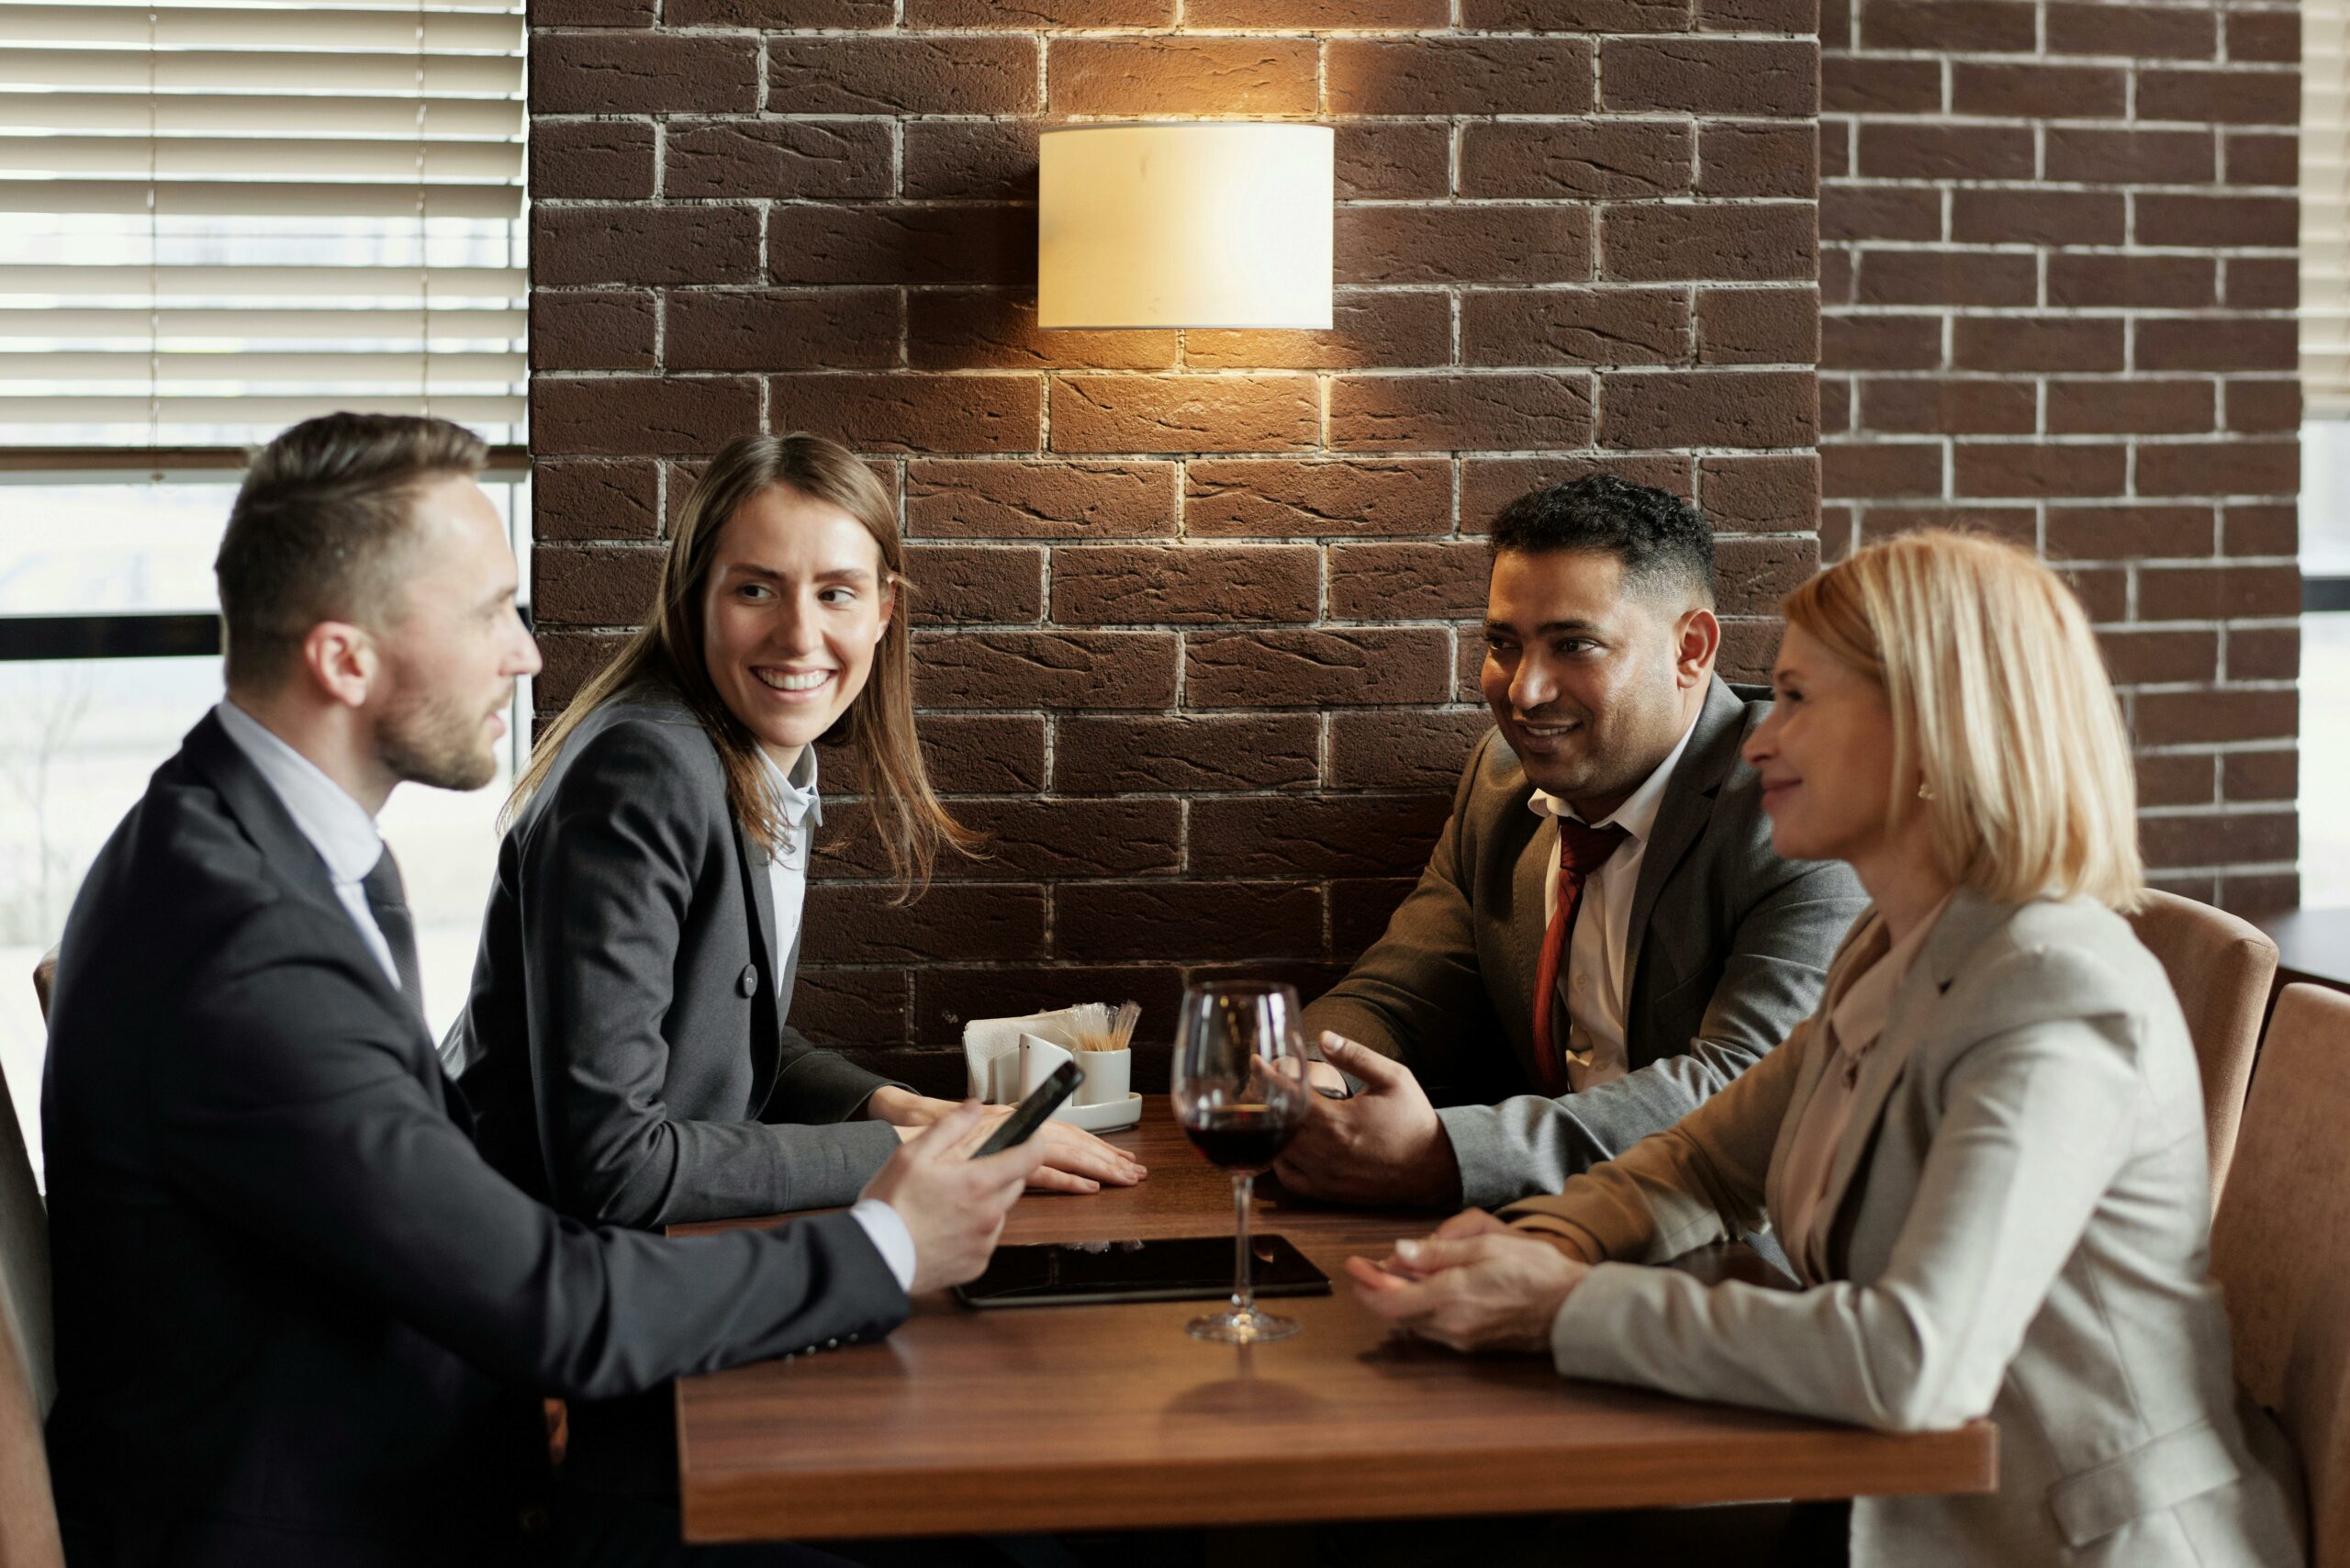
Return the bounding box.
[1231,1170,1255,1317]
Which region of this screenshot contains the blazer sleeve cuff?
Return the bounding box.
[1436,1103,1530,1211]
[1548,1261,1664,1384]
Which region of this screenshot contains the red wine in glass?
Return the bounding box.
[1181,1103,1300,1174]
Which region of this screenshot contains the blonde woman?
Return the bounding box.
[1350,531,2305,1567]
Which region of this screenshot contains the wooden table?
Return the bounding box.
[673,1099,1996,1542]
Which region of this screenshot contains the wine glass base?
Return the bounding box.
[1185,1307,1301,1344]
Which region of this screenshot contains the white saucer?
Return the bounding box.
[1051,1092,1143,1134]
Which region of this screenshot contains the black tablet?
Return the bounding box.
[953,1236,1331,1310]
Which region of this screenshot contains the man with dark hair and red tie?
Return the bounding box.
[1277,476,1867,1226]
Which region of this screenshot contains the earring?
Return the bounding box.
[1917,780,1937,801]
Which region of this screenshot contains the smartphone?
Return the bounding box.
[971,1059,1080,1158]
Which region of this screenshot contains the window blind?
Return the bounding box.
[2308,0,2348,419]
[0,0,525,450]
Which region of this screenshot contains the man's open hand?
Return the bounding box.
[1270,1034,1462,1208]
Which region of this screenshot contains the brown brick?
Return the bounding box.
[532,375,760,457]
[912,967,1184,1048]
[1714,535,1821,616]
[1822,441,1942,498]
[767,205,1031,288]
[1054,715,1320,793]
[1699,0,1815,30]
[1951,442,2127,498]
[534,0,654,24]
[2043,128,2213,185]
[1952,318,2124,373]
[533,459,660,542]
[1337,205,1594,286]
[1857,249,2035,308]
[1601,39,1818,118]
[2135,317,2298,374]
[2045,380,2213,437]
[1189,0,1446,20]
[1335,122,1454,201]
[2226,11,2300,63]
[530,119,653,200]
[901,544,1042,625]
[2137,441,2299,498]
[1602,203,1814,283]
[2224,503,2298,557]
[786,969,905,1054]
[769,36,1037,116]
[531,290,655,372]
[2227,625,2300,679]
[1860,377,2035,435]
[1186,629,1452,707]
[908,0,1169,20]
[2047,254,2215,310]
[1822,185,1942,243]
[901,120,1036,202]
[1858,122,2033,180]
[2046,506,2213,560]
[936,799,1181,879]
[1697,121,1818,198]
[2054,565,2127,622]
[1329,373,1595,453]
[532,628,626,712]
[1461,454,1695,523]
[1819,0,1850,44]
[532,33,755,115]
[665,120,891,202]
[803,884,1046,964]
[905,461,1175,542]
[1052,545,1320,625]
[1463,0,1690,27]
[1698,453,1819,532]
[662,0,890,23]
[2224,380,2301,433]
[1187,292,1452,373]
[1952,187,2124,246]
[2133,688,2298,744]
[533,543,663,625]
[2140,812,2297,871]
[1049,375,1318,455]
[1328,542,1490,620]
[2136,194,2297,249]
[1820,248,1854,304]
[1329,709,1495,790]
[1854,504,2037,549]
[769,373,1039,454]
[1822,314,1943,372]
[1821,375,1852,435]
[2221,749,2297,802]
[1332,869,1423,953]
[904,714,1046,793]
[1600,369,1815,450]
[2221,131,2297,188]
[1951,62,2125,119]
[1460,287,1690,368]
[2137,67,2299,126]
[1861,0,2035,50]
[1459,122,1695,201]
[1047,38,1315,116]
[912,630,1178,708]
[2136,752,2216,809]
[1053,883,1323,963]
[1185,459,1453,539]
[2223,258,2298,309]
[1326,38,1593,116]
[1192,797,1454,879]
[532,205,759,288]
[1822,124,1851,182]
[2045,3,2213,58]
[666,288,900,373]
[909,290,1177,373]
[1824,57,1940,113]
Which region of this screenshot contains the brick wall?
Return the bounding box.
[1820,0,2302,914]
[524,0,1823,1061]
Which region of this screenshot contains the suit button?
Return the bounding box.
[739,965,759,998]
[825,1338,839,1350]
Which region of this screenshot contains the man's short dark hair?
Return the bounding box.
[1489,475,1716,608]
[216,413,487,689]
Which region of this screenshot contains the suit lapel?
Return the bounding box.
[1762,913,1884,1224]
[1622,676,1745,992]
[734,817,782,1095]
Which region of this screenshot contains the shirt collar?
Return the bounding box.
[758,744,823,833]
[212,699,385,886]
[1830,894,1955,1053]
[1526,706,1704,847]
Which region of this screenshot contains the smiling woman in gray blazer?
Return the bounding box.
[1351,530,2306,1568]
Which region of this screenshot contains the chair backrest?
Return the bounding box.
[2127,890,2278,1198]
[2211,983,2350,1568]
[0,959,61,1568]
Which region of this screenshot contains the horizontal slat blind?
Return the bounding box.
[0,0,525,449]
[2308,0,2349,417]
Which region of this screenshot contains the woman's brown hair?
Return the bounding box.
[509,432,979,899]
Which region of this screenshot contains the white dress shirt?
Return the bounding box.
[756,744,914,1292]
[1526,711,1701,1092]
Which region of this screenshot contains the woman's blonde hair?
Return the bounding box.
[510,432,979,899]
[1782,529,2145,912]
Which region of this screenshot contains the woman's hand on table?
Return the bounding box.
[1346,1211,1594,1356]
[866,1088,1146,1193]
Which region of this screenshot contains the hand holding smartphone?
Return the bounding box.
[971,1060,1080,1158]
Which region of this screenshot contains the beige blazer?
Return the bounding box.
[1506,890,2307,1568]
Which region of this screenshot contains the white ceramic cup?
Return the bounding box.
[1073,1047,1131,1107]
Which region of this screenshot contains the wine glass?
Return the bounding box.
[1170,980,1312,1344]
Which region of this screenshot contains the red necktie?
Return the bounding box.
[1530,819,1628,1094]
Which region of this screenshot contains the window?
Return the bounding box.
[2306,0,2347,908]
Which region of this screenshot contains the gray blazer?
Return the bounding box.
[1303,677,1868,1207]
[1509,890,2308,1568]
[449,683,902,1231]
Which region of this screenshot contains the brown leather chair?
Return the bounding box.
[2211,984,2350,1568]
[1,966,62,1568]
[2128,890,2278,1201]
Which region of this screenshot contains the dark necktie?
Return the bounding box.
[1530,818,1628,1095]
[361,846,425,1021]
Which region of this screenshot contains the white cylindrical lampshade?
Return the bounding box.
[1038,122,1334,330]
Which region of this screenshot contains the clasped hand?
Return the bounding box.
[1347,1209,1594,1356]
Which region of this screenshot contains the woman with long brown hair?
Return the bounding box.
[446,432,1141,1245]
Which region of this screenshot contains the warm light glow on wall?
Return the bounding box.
[1037,122,1335,330]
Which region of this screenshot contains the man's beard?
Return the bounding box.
[377,678,502,792]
